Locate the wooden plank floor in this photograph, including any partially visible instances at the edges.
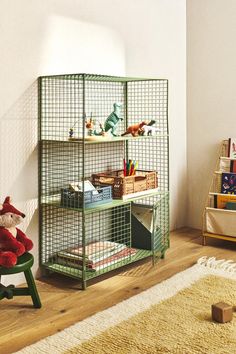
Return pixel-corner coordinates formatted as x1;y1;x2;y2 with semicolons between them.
1;227;236;354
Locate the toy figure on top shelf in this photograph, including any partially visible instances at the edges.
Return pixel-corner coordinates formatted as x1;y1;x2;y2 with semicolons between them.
85;116;109;140
104;103;123;137
85;116;95;136
68;103;124;140
139;120;161;136
122;119;161;137
68;113;108;140
68;119;80;140
85;116;106;137
122;121;147;137
69;128;74;139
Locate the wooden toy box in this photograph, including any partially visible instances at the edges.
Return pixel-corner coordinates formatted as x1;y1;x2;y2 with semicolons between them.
92;170;157;199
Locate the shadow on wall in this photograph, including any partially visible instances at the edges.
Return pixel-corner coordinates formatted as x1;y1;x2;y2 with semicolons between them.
0;9;126;286
0;80;39;283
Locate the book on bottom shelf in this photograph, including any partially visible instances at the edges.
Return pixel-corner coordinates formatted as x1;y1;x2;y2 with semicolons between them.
56;258;96;272
214;194;236;209
56;241;137;271
58;241;127;263
90;247;137;271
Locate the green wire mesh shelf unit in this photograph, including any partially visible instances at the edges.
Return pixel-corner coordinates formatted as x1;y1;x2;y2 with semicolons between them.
39;73;169;289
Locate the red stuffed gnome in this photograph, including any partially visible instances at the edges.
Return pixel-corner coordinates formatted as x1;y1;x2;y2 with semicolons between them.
0;197;33;268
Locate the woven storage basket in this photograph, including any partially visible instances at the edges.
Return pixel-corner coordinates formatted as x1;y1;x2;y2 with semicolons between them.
92;170;157;199
61;186;112;208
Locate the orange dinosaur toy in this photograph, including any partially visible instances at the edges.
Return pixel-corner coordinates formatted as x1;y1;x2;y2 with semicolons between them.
121;121;147;137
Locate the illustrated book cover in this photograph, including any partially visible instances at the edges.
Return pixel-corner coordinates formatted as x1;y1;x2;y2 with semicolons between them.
228;138;236;159
230;160;236;173
221;172;236;194
214;194;236;208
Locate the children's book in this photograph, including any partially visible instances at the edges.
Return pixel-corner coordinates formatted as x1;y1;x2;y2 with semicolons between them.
92;248;137;271
214;194;236;208
221;172;236;194
225;202;236;210
57;242;127;264
69;180;98;193
220;159;236;173
230;160;236;173
228;138;236;159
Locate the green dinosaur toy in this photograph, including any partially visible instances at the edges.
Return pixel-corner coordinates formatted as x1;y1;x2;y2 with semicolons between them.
104;103;123;136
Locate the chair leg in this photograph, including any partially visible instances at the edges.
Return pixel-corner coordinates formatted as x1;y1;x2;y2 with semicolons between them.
24;268;42;308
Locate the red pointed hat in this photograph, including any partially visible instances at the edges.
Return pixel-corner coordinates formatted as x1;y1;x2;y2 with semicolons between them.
0;197;25;217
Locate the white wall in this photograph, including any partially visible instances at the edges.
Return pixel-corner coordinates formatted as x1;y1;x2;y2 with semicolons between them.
69;0;187;229
187;0;236;228
0;0;186;285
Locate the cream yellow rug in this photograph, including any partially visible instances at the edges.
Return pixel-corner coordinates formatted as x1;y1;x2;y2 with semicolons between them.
16;257;236;354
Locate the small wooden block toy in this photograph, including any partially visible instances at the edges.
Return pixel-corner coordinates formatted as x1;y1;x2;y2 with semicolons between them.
212;302;233;323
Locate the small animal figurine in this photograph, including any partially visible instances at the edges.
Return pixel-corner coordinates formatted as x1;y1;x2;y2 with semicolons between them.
97;123;107;136
104;103;123;137
138;120;161;136
122;121;147;137
0;197;33;268
143;126;161;135
69;128;74;138
85;117;95;136
86;118;108;137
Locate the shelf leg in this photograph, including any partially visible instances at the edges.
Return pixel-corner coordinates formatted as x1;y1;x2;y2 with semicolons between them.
202;236;207;246
152;254;156;266
161;251;165;259
81;280;87;291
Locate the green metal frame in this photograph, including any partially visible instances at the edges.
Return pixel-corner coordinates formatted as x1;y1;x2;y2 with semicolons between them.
38;73;169;289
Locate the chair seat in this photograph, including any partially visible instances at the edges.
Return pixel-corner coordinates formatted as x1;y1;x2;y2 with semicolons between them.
0;253;34;275
0;252;41;308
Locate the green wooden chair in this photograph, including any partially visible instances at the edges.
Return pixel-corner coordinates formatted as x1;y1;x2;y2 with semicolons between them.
0;253;41;308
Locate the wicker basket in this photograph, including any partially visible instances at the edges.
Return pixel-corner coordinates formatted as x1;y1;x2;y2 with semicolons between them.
92;170;157;199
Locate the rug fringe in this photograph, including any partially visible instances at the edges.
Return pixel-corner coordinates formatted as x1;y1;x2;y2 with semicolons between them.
197;256;236;273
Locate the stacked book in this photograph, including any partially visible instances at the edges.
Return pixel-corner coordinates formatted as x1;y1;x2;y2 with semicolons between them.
212;173;236;210
213;138;236;210
56;241;137;272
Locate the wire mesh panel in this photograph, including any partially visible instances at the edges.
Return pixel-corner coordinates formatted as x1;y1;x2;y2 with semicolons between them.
40;75;84;141
127;79;168;193
39;74;169;289
127;80;168;131
154;192;169;255
41;204;132;280
40;140;124;204
85;79;126;137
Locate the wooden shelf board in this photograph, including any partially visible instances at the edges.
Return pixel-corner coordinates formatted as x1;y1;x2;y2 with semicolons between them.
41;134;169;145
205;206;236;214
220;156;236;161
42;198;130;213
42;190;166;213
203;232;236;242
209;192;236;196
